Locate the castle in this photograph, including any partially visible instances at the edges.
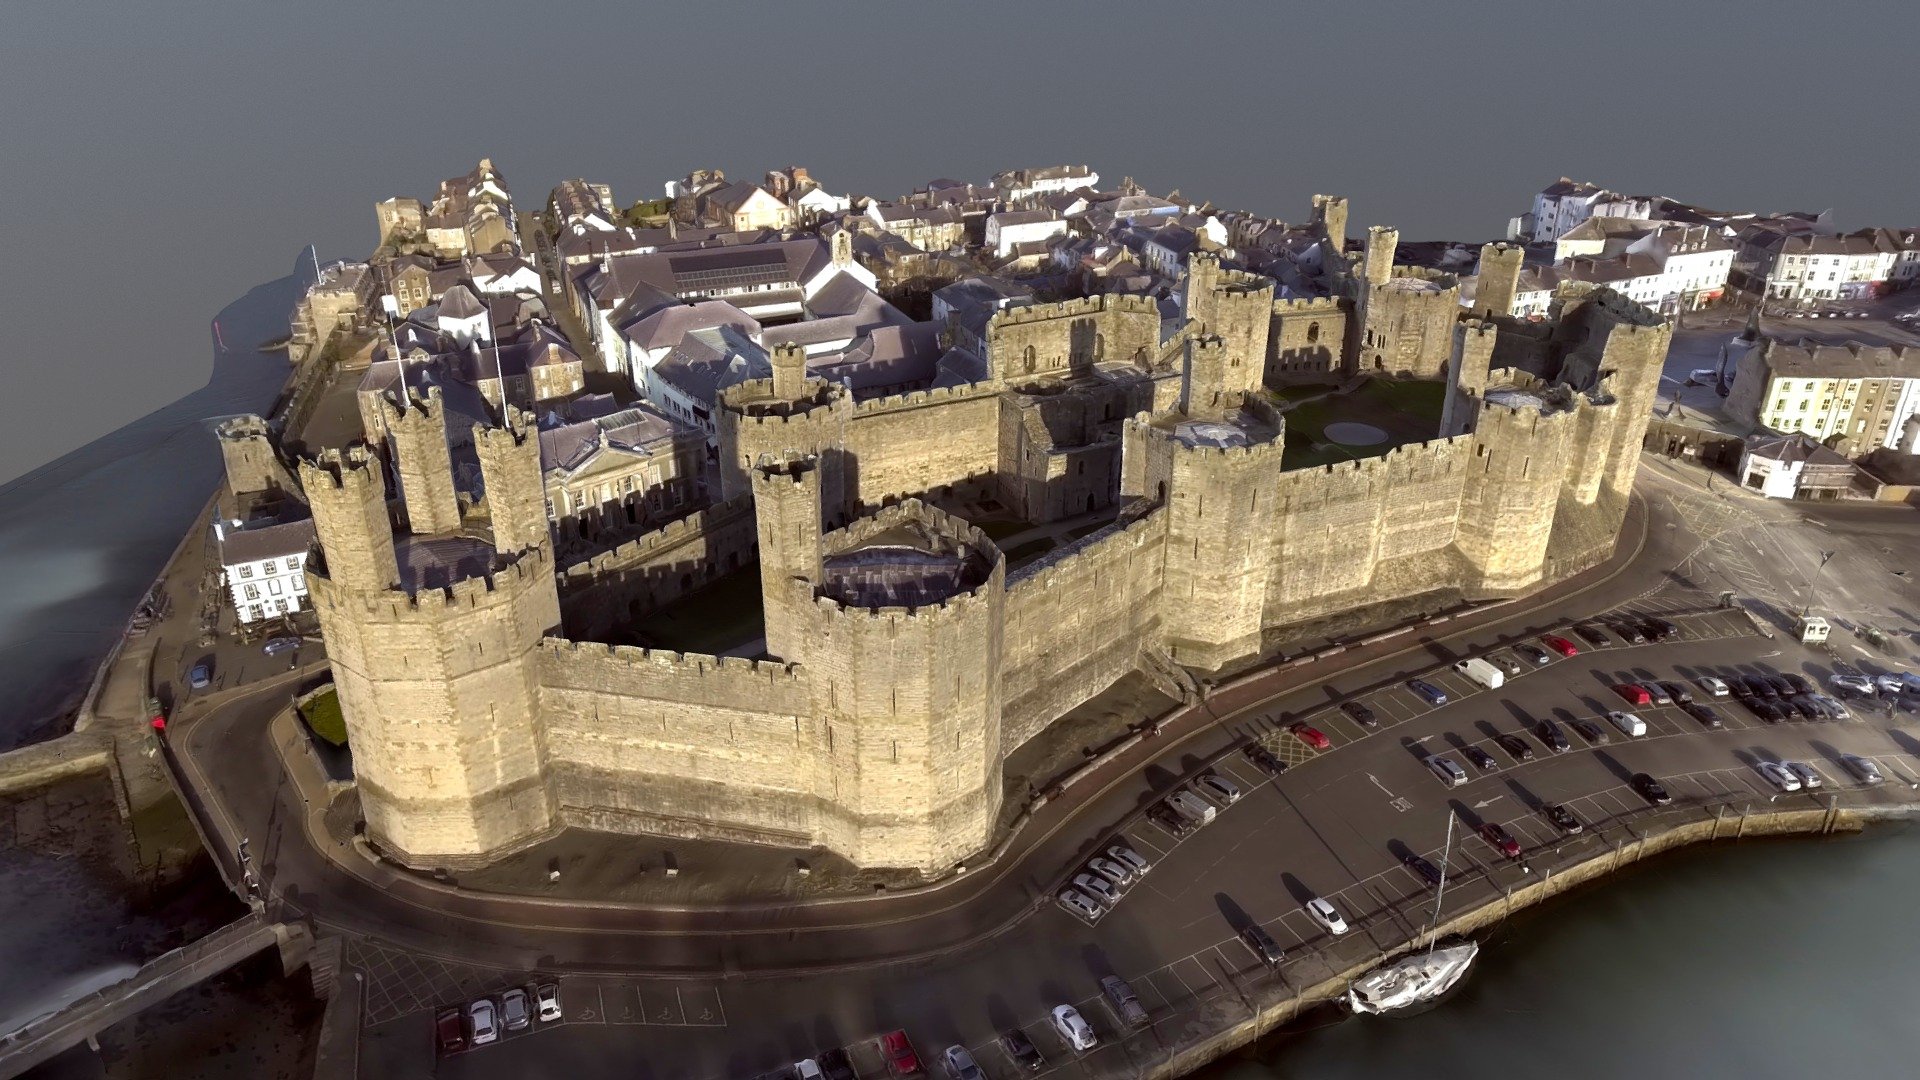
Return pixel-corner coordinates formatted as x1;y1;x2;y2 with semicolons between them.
293;204;1672;874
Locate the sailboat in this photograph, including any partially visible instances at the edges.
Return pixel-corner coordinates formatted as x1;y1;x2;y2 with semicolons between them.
1345;815;1480;1016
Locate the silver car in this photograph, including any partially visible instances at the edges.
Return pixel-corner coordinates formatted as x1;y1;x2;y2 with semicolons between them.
500;987;531;1031
1840;754;1884;784
941;1046;984;1080
1073;872;1120;906
1785;761;1824;790
1087;856;1134;888
1106;842;1151;876
1195;772;1242;807
1057;888;1104;921
1427;755;1468;787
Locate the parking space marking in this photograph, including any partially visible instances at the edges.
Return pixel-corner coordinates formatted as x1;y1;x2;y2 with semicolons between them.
563;978;604;1025
680;986;726;1026
1131;972;1175;1012
604;984;643;1025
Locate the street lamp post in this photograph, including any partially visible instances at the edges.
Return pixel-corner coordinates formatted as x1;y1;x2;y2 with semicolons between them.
1799;550;1837;619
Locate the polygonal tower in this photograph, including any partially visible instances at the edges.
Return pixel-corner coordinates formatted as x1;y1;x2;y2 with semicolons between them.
1454;382;1578;592
1182;252;1274;381
751;455;823;663
385;386;461;535
301;412;560;869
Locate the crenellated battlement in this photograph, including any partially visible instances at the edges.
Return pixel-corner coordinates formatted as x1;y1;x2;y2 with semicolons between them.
1272;295;1345;315
719;377;852;422
1008;503;1165;590
808;573;998;622
1278;432;1473;481
561;495;754;582
820;498;1000;560
849;379;999;417
537;637;804;682
987;293;1157;332
300;444;382;490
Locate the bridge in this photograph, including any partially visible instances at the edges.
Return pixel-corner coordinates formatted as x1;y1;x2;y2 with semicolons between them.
0;913;309;1078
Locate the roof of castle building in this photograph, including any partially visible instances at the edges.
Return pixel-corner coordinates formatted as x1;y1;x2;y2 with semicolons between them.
538;404;686;476
218;517;316;566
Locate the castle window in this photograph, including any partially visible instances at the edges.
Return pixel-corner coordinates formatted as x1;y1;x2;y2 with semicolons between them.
1307;321;1320;344
1024;345;1036;374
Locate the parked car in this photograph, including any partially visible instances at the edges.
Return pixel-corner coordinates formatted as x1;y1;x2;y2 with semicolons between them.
1304;896;1350;935
798;1059;826;1080
1654;680;1693;704
1516;643;1552;666
942;1046;984;1080
1785;696;1820;721
1609;621;1647;645
1167;788;1218;826
1050;1005;1098;1052
1493;655;1525;676
436;1007;467;1055
1782;673;1813;696
1749;699;1787;723
882;1030;925;1077
534;982;562;1023
1543;635;1580;658
1088;856;1135;889
1464;746;1498;772
1630;773;1671;805
1479;822;1522;859
1427;755;1468;786
1147;803;1193;836
1057;889;1104;921
1073;872;1120;906
1642;616;1681;641
1873;673;1908;696
1195;772;1242;807
1339;700;1379;727
1681;702;1724;729
1765;675;1798;698
1741;675;1778;699
1543;803;1583;834
1570;717;1609;744
1402;852;1445;887
1494;733;1534;762
1574;625;1611;647
1106;842;1151;877
1607;710;1647;737
821;1050;859;1080
1785;761;1824;790
1536;719;1571;753
501;987;531;1031
1243;742;1287;776
1101;975;1151;1027
1755;761;1802;793
1696;676;1731;698
188;663;212;690
999;1030;1044;1072
1240;923;1285;965
1612;683;1653;707
1809;695;1850;721
1407;678;1449;706
1637;682;1672;706
1840;754;1884;784
1830;673;1878;696
468;998;500;1047
262;636;301;656
1290;722;1332;751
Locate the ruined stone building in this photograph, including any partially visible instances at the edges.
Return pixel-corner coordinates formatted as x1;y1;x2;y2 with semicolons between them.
289;202;1671;875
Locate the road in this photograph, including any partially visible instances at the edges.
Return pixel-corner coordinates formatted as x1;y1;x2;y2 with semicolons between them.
158;459;1920;1079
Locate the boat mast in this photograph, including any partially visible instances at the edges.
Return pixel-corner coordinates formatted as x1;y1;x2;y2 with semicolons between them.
1426;814;1455;956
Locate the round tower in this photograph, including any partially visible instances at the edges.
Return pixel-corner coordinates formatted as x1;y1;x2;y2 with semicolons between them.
1455;386;1577;592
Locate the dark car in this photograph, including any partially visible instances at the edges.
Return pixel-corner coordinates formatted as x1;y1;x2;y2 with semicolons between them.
1655;680;1695;705
1630;772;1672;805
821;1049;860;1080
1479;822;1523;859
1241;923;1285;965
1403;852;1445;887
1610;621;1647;645
1407;678;1449;706
999;1031;1044;1073
1642;616;1681;641
1543;804;1583;834
1494;734;1534;762
1781;673;1813;696
1765;675;1798;698
1741;675;1778;700
1570;717;1609;744
1464;746;1499;772
1536;719;1571;753
881;1030;924;1078
1750;699;1786;723
1515;643;1552;666
1681;702;1724;729
1785;696;1820;721
435;1007;467;1055
1574;624;1612;647
1642;682;1674;706
1243;742;1287;776
1147;804;1193;836
1339;700;1379;728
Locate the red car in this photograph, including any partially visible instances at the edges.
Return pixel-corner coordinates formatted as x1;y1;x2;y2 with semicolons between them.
1290;722;1332;751
1542;634;1579;658
1479;822;1522;859
435;1007;466;1056
1612;683;1652;706
881;1030;924;1078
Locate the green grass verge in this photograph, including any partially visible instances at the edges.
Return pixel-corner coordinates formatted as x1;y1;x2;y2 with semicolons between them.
299;688;348;747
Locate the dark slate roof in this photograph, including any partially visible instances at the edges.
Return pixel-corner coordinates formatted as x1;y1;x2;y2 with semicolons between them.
219;517;316;565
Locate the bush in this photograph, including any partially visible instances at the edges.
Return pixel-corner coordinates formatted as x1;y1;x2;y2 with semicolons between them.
300;689;348;747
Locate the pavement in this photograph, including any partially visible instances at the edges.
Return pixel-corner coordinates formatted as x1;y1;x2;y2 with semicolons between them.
150;457;1920;1079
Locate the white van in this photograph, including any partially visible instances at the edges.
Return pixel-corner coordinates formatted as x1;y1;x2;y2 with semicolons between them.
1166;788;1218;826
1606;710;1647;737
1452;657;1505;690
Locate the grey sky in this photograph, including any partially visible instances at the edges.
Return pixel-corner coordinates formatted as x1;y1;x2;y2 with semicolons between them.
0;0;1910;485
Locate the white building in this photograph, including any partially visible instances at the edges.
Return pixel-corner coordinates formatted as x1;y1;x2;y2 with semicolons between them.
992;165;1099;203
1527;179;1658;243
1737;433;1858;500
1726;339;1920;450
1733;228;1903;303
215;518;315;625
984;209;1067;257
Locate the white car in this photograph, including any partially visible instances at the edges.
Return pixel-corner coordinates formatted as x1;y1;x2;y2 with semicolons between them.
1073;872;1120;906
1195;772;1242;807
940;1047;984;1080
1696;676;1731;698
1107;843;1151;876
1841;754;1884;784
1607;711;1647;738
1057;888;1104;921
535;982;562;1023
1427;755;1468;787
1809;695;1851;721
1874;673;1908;696
1832;674;1877;696
1755;761;1802;792
796;1061;825;1080
1785;761;1824;790
1087;856;1134;888
468;998;499;1046
1304;896;1349;935
1051;1004;1098;1052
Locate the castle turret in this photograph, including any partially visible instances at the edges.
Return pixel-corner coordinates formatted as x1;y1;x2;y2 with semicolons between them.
751;456;823;662
1441;319;1499;437
386;386;462;535
1363;226;1398;286
1456;385;1577;592
1181;252;1273;385
1473;242;1526;319
770;341;808;403
216;414;300;505
475;406;549;557
300;446;398;592
1312;194;1348;255
1180;335;1255;421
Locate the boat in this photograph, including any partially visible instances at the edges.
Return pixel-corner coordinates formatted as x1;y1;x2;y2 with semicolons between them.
1344;940;1479;1015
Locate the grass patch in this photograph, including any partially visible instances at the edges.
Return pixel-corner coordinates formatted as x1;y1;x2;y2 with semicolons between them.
1272;382;1340;403
299;688;348;747
1358;378;1448;422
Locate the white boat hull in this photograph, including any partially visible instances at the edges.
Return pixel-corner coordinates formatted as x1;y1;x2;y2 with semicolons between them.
1344;942;1479;1015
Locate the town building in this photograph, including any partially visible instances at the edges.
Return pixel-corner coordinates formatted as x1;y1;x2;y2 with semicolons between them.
1726;338;1920;450
1737;432;1859;499
214;518;316;626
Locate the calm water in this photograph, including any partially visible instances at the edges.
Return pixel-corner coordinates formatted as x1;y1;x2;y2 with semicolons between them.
1213;825;1920;1079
